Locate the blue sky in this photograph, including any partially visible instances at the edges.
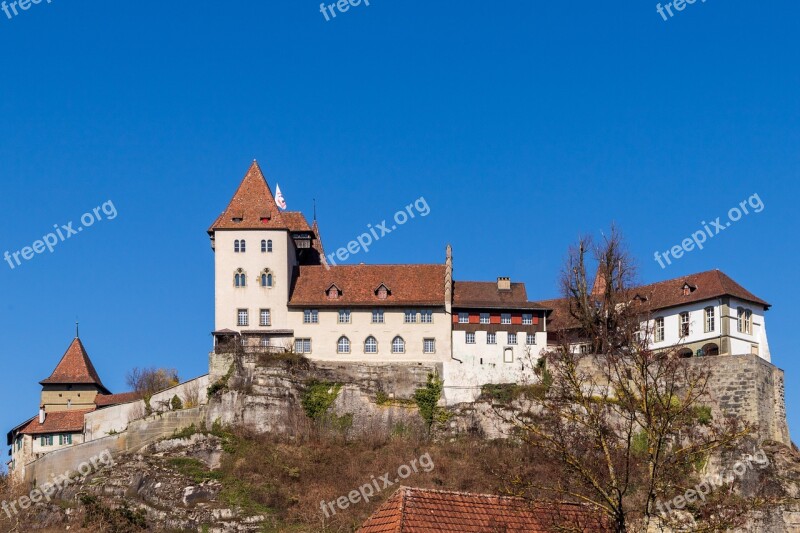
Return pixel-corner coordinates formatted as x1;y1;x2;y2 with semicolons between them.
1;0;798;451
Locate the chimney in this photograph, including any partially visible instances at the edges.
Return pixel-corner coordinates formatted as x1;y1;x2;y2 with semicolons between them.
445;245;453;314
39;406;45;424
497;277;511;291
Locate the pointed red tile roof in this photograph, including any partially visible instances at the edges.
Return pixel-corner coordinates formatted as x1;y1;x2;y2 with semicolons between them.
358;487;609;532
39;338;110;393
208;161;289;232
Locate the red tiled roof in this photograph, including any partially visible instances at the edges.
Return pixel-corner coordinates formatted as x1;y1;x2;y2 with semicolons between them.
17;409;93;435
289;265;446;307
358;487;609;532
94;391;143;407
283;211;312;232
453;281;544;309
544;269;769;333
39;338;109;393
208;161;289;232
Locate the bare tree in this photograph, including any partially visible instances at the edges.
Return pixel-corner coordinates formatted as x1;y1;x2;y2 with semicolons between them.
500;227;757;532
126;367;180;397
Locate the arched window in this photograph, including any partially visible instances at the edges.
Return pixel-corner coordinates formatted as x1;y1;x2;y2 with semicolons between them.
337;336;350;354
392;336;405;354
261;240;267;253
234;240;241;253
234;268;246;287
240;240;246;252
260;270;274;288
364;336;378;354
267;239;273;252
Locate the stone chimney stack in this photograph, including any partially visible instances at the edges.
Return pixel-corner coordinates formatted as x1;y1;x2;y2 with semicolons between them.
497;276;511;291
445;244;453;314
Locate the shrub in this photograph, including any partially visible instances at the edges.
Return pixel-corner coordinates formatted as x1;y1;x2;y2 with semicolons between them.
301;381;341;420
414;374;448;429
171;394;183;410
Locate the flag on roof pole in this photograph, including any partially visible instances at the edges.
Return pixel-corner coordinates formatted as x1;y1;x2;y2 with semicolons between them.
275;184;287;210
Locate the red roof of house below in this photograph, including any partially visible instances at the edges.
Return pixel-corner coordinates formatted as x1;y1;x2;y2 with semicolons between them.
16;409;94;436
39;338;109;393
358;487;608;533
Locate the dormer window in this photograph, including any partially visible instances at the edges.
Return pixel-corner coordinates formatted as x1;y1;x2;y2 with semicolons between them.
327;284;342;300
682;283;696;296
375;284;390;300
232;217;243;223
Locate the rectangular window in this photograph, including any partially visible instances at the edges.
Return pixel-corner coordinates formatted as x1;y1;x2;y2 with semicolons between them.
294;338;312;354
486;332;497;344
303;309;319;324
522;313;533;325
738;308;753;334
16;438;21;451
40;435;53;447
479;313;490;324
679;312;690;337
458;312;469;324
507;332;517;345
704;307;715;333
237;309;249;327
466;332;476;344
58;434;72;445
526;333;536;345
420;310;433;323
372;309;384;324
339;309;351;324
655;317;665;342
260;309;271;327
501;313;511;325
423;338;436;354
405;310;418;324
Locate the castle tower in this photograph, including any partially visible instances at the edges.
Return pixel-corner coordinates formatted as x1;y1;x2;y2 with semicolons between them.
208;161;321;349
39;336;110;413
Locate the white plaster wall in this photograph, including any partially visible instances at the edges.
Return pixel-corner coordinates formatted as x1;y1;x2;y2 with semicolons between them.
214;229;296;332
727;297;769;360
444;330;547;404
287;308;451;363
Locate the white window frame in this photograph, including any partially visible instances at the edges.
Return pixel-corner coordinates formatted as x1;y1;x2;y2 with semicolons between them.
526;333;536;345
237;309;249;327
420;310;433;323
392;336;405;354
372;309;384;324
507;332;517;345
365;336;378;354
704;307;715;333
522;313;533;325
458;312;469;324
295;338;312;354
466;332;476;344
303;309;319;324
423;338;436;354
486;332;497;344
260;309;271;327
679;312;690;337
501;313;511;325
479;313;490;325
654;317;665;342
338;309;351;324
404;310;418;324
337;336;350;354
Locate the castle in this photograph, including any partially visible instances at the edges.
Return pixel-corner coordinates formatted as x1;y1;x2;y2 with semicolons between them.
6;161;779;478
